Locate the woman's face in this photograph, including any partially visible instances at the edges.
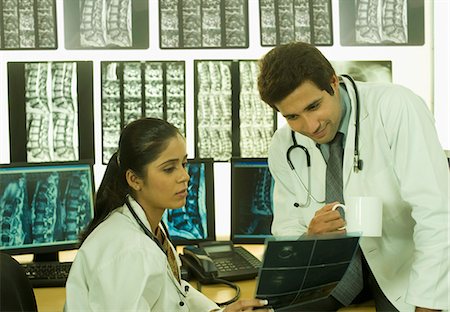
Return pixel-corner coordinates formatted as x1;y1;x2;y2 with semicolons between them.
134;134;190;213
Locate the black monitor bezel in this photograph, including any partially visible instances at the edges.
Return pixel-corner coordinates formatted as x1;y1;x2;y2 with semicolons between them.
231;157;274;244
164;158;216;246
0;160;95;260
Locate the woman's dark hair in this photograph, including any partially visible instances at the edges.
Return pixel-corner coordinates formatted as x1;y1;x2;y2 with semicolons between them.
80;118;181;244
258;42;336;109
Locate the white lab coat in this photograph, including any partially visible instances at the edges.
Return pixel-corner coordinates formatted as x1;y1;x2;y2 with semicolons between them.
65;197;220;312
268;78;449;311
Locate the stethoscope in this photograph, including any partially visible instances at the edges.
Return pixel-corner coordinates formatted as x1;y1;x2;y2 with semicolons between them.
125;195;189;307
286;75;364;208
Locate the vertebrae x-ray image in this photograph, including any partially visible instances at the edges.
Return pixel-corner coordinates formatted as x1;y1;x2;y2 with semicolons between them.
160;0;248;48
64;0;149;49
331;60;392;83
260;0;332;46
195;60;276;161
339;0;425;45
196;61;233;161
162;163;209;242
8;61;94;164
101;61;186;164
1;0;57;49
23;62;79;162
232;163;274;241
239;61;276;158
0;166;93;248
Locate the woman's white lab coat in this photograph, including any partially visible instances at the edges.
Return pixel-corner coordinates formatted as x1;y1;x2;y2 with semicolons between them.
268;78;449;311
65;197;220;312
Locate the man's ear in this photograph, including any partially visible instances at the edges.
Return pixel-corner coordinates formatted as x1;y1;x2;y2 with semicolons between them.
328;74;339;96
125;169;143;192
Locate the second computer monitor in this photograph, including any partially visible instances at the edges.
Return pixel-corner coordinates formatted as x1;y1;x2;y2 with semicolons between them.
0;162;95;262
162;158;216;245
231;158;274;244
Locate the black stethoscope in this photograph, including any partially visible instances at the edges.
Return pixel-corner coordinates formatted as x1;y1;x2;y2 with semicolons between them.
125;195;190;307
125;195;168;255
286;75;364;208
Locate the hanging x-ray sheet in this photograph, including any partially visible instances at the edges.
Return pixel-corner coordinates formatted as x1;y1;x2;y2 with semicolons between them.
101;61;186;164
0;0;57;49
159;0;248;48
339;0;424;45
195;60;276;161
64;0;149;49
195;61;233;161
260;0;333;46
7;62;94;163
238;61;276;158
331;60;392;83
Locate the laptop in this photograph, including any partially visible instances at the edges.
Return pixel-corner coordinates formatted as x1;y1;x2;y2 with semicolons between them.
255;234;360;311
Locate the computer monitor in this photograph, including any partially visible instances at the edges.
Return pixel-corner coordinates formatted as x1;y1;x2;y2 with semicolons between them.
231;158;274;244
0;162;95;262
162;158;215;245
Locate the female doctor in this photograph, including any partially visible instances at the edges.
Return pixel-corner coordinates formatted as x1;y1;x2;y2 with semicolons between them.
65;118;271;312
257;42;449;311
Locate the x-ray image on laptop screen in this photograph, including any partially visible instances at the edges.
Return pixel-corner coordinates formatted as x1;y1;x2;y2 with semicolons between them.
256;235;360;311
162;159;215;245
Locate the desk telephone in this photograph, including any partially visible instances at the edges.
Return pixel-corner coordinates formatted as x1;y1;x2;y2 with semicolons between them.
180;241;261;284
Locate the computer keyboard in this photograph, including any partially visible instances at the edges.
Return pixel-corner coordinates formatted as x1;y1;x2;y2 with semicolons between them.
21;261;72;287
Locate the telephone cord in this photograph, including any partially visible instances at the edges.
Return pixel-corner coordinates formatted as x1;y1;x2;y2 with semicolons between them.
197;278;241;306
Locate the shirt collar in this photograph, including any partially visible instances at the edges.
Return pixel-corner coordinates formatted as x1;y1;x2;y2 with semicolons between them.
338;85;352;143
317;85;352;161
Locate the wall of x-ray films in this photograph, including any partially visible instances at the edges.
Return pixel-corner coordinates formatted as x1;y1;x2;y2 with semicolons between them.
0;0;447;240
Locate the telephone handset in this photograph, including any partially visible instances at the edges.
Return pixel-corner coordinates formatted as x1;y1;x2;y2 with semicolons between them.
181;245;219;283
180;241;261;284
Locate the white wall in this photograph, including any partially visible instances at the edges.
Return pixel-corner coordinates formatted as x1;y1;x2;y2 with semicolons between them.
0;0;441;240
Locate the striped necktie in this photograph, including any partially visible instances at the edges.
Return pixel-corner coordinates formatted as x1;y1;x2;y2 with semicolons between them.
325;132;345;204
325;132;363;306
161;232;181;283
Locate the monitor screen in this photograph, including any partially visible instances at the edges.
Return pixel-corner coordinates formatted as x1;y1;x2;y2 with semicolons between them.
0;162;95;262
162;158;215;245
231;158;274;244
256;235;360;310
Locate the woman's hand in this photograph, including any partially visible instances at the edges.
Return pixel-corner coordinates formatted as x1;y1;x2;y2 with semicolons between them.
223;299;272;312
307;202;346;235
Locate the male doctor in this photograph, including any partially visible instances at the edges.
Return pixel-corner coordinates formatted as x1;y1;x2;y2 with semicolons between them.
257;42;449;311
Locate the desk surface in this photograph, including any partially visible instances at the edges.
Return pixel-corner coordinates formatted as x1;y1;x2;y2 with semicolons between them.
23;245;375;312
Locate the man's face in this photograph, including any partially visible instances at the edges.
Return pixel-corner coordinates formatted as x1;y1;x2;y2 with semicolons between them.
275;76;342;144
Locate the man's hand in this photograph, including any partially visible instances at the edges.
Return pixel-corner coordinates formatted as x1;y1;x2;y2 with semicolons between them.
307;202;346;235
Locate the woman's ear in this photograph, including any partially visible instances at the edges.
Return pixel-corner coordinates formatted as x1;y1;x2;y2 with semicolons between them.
125;169;142;192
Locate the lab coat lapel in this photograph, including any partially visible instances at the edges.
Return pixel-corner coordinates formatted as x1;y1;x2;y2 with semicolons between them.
343;81;369;189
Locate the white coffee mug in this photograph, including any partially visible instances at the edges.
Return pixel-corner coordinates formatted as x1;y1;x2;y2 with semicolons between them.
332;196;383;237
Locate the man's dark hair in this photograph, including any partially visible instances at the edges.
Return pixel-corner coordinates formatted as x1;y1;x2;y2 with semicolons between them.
258;42;336;109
